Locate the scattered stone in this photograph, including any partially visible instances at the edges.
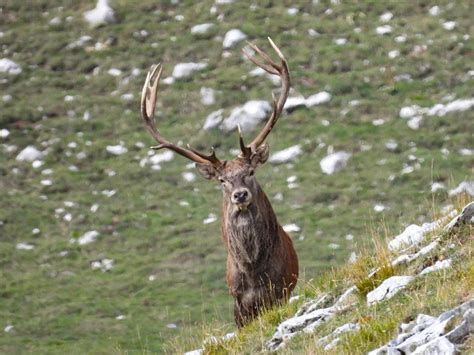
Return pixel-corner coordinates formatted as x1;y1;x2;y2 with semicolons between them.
444;202;474;231
172;62;207;79
66;35;93;49
442;21;456;31
0;58;22;75
407;116;423;130
16;146;43;162
83;0;115;28
320;151;351;175
200;87;215;106
319;323;360;350
367;276;414;305
4;325;14;333
375;25;392;35
448;181;474;197
106;144;128;155
249;67;281;85
0;128;10;139
268;145;302;164
431;182;445;193
380;12;393;22
385;140;398;151
91;258;113;272
220;100;271;133
78;230;100;245
184;349;203;355
419;259;452;275
203;109;224;130
223;29;247;48
16;243;34;251
374;204;386;213
305;91;331;107
283;224;301;233
412;336;455;355
334;38;347;45
429;5;441;16
284;96;306;111
191;23;215;35
267;305;341;350
203;213;217;224
182;172;196;182
369;299;473;354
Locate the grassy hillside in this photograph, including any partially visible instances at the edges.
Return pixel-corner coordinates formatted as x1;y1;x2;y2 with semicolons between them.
0;1;472;353
177;197;473;354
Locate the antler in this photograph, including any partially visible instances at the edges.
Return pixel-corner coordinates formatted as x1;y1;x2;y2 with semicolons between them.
140;63;221;166
240;37;290;158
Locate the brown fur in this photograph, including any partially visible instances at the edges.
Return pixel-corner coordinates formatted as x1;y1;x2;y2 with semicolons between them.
200;158;299;327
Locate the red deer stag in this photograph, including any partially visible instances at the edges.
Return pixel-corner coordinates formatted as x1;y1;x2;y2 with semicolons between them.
140;38;298;327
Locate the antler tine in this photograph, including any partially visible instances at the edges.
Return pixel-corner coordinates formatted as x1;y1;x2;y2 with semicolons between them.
187;145;221;166
140;64;221;166
237;124;252;159
241;38;290;154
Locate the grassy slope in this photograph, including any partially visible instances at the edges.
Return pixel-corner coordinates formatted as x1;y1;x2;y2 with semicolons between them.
0;1;472;353
189;196;473;354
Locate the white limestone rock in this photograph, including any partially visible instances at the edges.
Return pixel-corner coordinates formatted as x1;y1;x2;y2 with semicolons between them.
267;306;337;350
284;96;306;111
16;243;35;251
412;336;455;355
83;0;115;28
375;25;393;35
448;181;474;197
399;105;421;119
91;258;114;272
419;259;452;276
16;146;43;162
268;145;302;164
320;151;351;175
203;109;224;130
249;67;281;85
283;224;301;233
388;224;424;251
203;213;217;224
184;350;203;355
305;91;331;107
191;23;215;35
200;87;215;106
427;98;474;117
220;100;271;132
106;144;128;155
0;58;22;75
367;276;414;305
223;29;247;49
172;62;207;79
78;230;100;245
0;129;10;139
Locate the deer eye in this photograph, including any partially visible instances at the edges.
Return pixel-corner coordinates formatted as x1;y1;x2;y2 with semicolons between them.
218;177;225;183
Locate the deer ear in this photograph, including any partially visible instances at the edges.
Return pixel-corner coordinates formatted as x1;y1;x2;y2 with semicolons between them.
250;144;269;167
196;163;218;180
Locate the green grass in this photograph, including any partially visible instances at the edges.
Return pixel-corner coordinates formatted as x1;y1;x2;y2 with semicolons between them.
175;197;472;354
0;1;473;353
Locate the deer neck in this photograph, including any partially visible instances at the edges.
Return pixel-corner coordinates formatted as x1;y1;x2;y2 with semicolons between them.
223;184;279;273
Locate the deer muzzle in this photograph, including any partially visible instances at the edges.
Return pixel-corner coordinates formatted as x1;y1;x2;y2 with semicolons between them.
231;188;252;210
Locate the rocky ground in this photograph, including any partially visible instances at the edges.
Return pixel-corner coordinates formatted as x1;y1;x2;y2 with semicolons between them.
1;1;472;353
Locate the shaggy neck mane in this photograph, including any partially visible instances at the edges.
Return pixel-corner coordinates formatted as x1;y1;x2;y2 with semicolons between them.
223;184;279;273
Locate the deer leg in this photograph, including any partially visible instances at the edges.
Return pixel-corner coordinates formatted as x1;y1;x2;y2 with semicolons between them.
234;300;246;328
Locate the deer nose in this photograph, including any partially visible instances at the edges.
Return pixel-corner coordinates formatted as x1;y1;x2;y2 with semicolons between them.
233;189;249;203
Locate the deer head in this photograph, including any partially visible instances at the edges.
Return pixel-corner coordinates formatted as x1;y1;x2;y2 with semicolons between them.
140;38;290;212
